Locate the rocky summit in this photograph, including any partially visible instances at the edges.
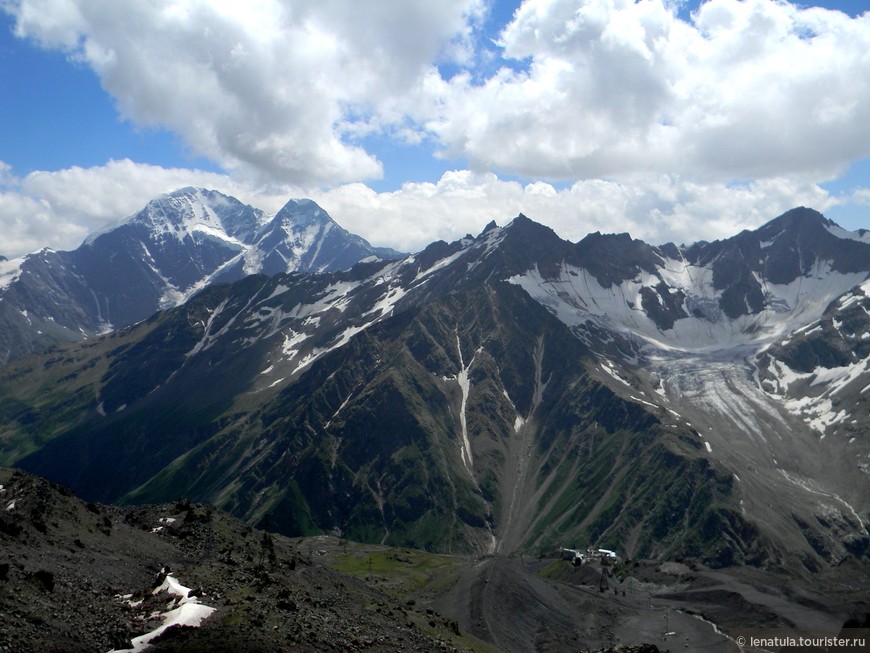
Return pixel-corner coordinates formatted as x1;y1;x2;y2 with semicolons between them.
0;188;402;364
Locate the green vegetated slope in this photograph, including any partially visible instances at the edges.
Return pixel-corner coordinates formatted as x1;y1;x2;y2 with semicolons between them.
2;276;758;568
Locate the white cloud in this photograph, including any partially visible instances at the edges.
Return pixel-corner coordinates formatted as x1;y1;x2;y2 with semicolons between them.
850;187;870;206
1;2;867;258
313;169;839;252
8;0;870;187
424;0;870;181
4;0;870;184
4;0;485;185
0;160;840;259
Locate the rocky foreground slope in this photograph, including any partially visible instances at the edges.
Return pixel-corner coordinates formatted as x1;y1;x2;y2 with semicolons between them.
4;468;867;653
0;467;475;652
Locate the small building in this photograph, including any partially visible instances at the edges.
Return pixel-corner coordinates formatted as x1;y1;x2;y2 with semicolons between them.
596;548;618;560
585;546;618;561
560;548;584;563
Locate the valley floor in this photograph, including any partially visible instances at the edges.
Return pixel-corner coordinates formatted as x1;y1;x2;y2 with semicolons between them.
308;535;869;653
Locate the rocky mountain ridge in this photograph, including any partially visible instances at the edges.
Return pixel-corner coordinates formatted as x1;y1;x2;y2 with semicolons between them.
0;187;402;364
2;206;868;576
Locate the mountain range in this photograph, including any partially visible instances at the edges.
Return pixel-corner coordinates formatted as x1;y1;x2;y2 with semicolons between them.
0;187;402;364
1;192;868;586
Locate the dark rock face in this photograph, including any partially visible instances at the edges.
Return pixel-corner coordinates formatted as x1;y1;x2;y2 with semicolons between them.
640;282;688;330
682;207;870;318
764;288;870;374
569;231;663;288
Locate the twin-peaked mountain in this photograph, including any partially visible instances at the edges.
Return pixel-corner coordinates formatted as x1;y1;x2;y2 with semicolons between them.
2;200;869;575
0;187;402;364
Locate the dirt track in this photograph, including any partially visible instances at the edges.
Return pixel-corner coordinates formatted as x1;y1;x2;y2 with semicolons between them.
432;556;741;652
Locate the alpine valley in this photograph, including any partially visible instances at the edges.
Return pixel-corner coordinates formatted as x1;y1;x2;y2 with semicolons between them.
2;189;870;651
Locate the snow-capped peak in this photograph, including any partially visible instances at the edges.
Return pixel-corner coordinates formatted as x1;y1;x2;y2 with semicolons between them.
0;188;404;364
273;198;330;227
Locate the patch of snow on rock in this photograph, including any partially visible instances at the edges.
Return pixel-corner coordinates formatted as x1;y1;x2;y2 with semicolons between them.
108;574;215;653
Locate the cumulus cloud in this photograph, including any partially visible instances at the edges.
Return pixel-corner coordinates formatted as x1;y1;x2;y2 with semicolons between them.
0;160;839;258
312;170;839;252
4;0;485;185
1;1;867;258
426;0;870;181
6;0;870;187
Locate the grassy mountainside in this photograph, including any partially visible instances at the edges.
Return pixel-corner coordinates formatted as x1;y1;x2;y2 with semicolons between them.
2;280;758;567
5;211;867;574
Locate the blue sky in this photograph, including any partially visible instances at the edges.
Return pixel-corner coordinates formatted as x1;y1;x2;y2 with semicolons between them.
0;11;217;173
2;0;870;256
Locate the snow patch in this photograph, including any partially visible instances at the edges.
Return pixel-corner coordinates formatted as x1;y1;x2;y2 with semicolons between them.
508;260;867;355
281;329;307;359
502;389;525;432
325;387;358;429
600;359;629;386
109;574;216;653
825;224;870;244
765;356;869;434
456;335;476;472
0;256;24;290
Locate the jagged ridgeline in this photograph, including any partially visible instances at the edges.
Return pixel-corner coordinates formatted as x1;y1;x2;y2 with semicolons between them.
0;188;403;364
1;198;869;573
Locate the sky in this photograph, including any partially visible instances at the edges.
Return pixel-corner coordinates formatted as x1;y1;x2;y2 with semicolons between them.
2;0;870;258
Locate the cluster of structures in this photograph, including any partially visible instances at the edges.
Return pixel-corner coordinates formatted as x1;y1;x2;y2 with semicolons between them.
560;547;618;566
